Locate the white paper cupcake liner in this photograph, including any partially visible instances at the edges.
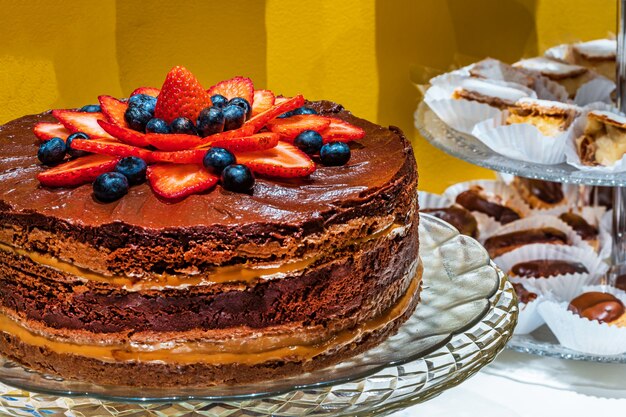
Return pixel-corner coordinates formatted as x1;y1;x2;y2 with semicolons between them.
544;43;572;62
495;243;606;301
418;191;452;210
472;114;572;164
515;295;545;335
573;77;616;106
533;76;570;102
428;68;472;87
599;209;613;261
482;214;595;253
538;285;626;355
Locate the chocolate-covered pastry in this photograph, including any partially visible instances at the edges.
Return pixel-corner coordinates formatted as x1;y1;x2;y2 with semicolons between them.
559;211;599;251
484;227;568;258
568;292;625;324
455;187;520;224
513;177;565;209
421;206;478;238
616;274;626;292
510;260;588;278
513;283;538;304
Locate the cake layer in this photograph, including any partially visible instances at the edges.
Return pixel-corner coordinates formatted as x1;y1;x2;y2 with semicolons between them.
0;101;417;278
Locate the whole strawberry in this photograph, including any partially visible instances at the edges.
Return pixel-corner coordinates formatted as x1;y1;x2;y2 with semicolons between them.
154;66;212;123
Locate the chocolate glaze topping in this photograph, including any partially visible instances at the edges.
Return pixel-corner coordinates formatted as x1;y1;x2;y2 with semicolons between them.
511;259;588;278
455;189;520;224
484;227;568;253
559;212;598;240
512;283;537;304
568;292;625;323
420;206;478;238
517;178;564;204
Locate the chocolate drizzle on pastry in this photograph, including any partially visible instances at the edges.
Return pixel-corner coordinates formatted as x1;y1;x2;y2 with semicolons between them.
455;188;520;224
516;178;564;205
483;227;568;258
568;292;625;323
512;283;538;304
421;206;478;238
559;212;598;241
510;260;588;278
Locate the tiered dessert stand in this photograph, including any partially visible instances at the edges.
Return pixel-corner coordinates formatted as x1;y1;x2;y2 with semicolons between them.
0;216;516;416
415;0;626;365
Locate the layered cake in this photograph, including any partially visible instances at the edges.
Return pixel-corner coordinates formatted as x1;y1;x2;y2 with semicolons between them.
0;68;420;386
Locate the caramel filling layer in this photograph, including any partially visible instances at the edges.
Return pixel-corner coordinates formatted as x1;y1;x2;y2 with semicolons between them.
0;261;421;366
0;222;409;290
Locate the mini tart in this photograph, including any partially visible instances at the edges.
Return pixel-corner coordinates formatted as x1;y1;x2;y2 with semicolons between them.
509;259;588;278
451;78;532;110
454;185;521;224
505;98;580;137
420;205;478;238
512;177;565;209
576;110;626;166
513;57;594;98
571;39;616;80
568;291;626;327
483;227;568;258
558;211;599;252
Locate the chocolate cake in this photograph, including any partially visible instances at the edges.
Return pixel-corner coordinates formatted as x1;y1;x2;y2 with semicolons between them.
0;90;419;386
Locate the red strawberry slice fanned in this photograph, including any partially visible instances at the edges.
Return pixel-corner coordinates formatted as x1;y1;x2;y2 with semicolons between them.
99;95;129;128
320;118;365;143
52;110;115;140
207;76;254;105
98;120;150;147
267;115;331;140
154;66;212;123
247;95;305;132
146;132;206;151
208;132;279;153
237;142;315;178
37;154;120;187
131;87;160;98
34;122;71;141
151;149;207;165
147;163;218;201
251;90;275;116
71;139;153;161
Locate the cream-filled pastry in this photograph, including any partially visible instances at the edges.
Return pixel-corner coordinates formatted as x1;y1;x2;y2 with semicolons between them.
576;110;626;166
506;98;581;137
451;78;533;110
514;57;595;98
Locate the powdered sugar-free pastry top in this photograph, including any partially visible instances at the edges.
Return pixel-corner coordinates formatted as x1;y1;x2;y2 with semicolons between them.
573;39;616;61
452;78;534;109
505;97;581;137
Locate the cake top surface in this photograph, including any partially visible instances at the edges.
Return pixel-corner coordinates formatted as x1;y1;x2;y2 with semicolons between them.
0;102;409;229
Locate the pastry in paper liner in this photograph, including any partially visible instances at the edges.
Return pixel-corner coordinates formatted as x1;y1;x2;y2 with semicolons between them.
494;243;606;301
538;286;626;355
515;296;545;335
573;77;616;106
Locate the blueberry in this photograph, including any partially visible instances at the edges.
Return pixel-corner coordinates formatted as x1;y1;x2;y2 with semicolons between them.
293;106;317;115
203;147;236;175
124;106;153;132
320;142;351;166
37;137;67;166
170;117;198;135
222;105;246;131
80;104;101;113
197;107;225;137
221;164;255;193
277;110;294;119
294;130;323;155
145;118;171;134
93;172;129;202
115;156;147;185
228;97;252;120
210;94;228;109
66;132;90;158
128;94;157;114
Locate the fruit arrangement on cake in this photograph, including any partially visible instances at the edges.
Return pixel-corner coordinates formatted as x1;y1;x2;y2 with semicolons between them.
0;66;420;386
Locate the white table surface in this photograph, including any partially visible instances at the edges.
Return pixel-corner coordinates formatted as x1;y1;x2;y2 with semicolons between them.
391;350;626;416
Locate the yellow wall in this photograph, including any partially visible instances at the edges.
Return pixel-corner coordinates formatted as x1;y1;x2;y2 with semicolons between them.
0;0;615;192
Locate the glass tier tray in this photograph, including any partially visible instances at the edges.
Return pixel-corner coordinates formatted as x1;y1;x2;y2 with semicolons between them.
0;214;517;417
415;102;626;186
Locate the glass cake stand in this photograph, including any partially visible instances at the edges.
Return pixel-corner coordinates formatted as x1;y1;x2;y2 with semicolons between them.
0;214;517;417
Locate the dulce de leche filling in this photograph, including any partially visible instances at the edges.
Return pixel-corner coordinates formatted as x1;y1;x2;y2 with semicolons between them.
0;261;421;366
0;222;409;290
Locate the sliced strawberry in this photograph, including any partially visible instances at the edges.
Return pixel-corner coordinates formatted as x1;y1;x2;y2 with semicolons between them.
237;142;315;178
151;149;207;165
266;115;330;140
37;154;120;187
147;163;218;200
71;139;153;161
98;120;150;147
34;122;71;141
98;95;129;127
246;95;305;132
320;118;365;142
208;132;279;153
207;76;254;104
52;110;115;139
251;90;275;116
131;87;160;98
154;66;212;123
146;132;205;151
274;96;290;105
